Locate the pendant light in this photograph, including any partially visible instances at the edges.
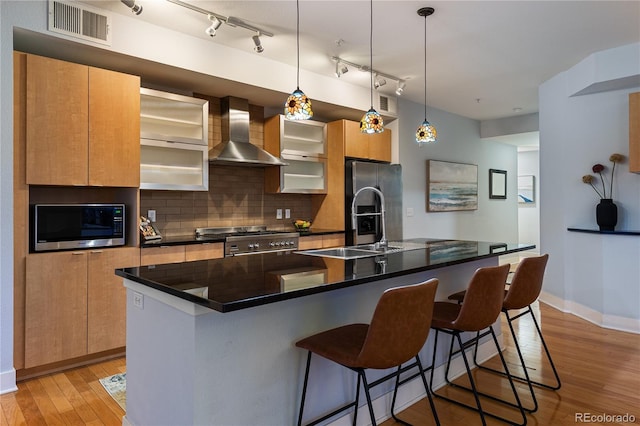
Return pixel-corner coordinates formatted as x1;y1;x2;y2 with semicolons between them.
285;0;312;120
416;7;437;145
360;0;384;134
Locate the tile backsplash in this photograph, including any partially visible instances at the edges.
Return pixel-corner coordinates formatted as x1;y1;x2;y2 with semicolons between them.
141;165;313;237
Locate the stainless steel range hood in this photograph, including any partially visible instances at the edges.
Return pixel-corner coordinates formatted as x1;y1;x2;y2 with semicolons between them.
209;96;287;167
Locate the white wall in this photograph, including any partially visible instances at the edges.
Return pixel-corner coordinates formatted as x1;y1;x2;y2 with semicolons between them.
399;98;519;243
539;42;640;332
518;150;540;249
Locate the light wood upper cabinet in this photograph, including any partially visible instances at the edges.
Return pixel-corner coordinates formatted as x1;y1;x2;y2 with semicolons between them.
343;119;391;163
25;54;140;187
89;67;141;186
87;247;140;354
26;54;89;185
630;92;639;173
25;251;88;368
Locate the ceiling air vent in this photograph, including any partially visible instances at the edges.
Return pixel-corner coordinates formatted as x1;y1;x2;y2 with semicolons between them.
48;0;112;46
375;94;398;117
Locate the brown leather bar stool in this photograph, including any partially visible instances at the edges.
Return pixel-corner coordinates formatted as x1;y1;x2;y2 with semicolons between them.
429;264;527;426
448;254;560;414
295;279;440;426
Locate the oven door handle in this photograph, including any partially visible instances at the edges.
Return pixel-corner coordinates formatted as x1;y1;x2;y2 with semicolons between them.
226;248;297;257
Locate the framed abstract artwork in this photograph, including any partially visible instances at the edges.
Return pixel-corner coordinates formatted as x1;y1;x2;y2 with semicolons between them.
427;160;478;211
518;175;535;204
489;169;507;199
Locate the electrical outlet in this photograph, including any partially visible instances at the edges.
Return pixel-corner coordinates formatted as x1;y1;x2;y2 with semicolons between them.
285;209;291;219
133;292;144;309
147;210;156;222
406;207;414;217
276;208;283;219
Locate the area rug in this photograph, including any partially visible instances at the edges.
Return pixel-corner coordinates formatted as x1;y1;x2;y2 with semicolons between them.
99;373;126;411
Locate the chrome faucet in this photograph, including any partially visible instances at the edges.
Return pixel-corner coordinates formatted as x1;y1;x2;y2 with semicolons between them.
351;186;387;248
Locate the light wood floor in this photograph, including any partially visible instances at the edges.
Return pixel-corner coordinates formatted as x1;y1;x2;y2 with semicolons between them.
2;302;639;425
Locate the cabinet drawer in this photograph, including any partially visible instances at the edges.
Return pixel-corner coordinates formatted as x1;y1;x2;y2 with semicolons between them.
322;234;345;248
298;235;323;250
140;245;186;266
185;243;224;261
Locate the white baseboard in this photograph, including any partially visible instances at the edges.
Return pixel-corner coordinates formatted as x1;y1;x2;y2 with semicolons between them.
0;368;18;395
328;336;501;426
539;291;640;334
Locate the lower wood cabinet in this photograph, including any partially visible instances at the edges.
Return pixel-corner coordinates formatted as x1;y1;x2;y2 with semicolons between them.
25;251;88;368
24;246;139;368
298;233;345;250
87;247;140;354
140;242;224;266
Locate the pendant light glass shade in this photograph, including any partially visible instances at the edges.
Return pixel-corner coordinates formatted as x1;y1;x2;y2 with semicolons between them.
285;88;313;120
416;119;437;144
361;108;384;134
416;7;436;144
285;0;312;120
361;0;384;134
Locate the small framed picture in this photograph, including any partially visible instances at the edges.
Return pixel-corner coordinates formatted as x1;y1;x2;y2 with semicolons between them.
518;175;535;204
489;169;507;199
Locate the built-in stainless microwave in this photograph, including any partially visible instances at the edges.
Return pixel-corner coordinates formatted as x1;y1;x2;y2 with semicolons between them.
31;204;125;252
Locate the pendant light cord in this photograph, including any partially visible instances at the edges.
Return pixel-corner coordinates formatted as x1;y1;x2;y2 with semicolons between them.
369;0;374;108
296;0;300;90
423;13;427;119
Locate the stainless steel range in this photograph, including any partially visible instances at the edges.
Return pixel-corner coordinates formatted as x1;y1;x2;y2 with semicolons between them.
195;226;299;256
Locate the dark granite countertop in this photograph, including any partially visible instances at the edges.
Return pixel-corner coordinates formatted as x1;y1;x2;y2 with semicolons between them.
140;229;344;248
118;238;534;313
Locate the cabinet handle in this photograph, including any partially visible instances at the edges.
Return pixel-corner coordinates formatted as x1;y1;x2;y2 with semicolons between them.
71;252;85;256
90;250;104;254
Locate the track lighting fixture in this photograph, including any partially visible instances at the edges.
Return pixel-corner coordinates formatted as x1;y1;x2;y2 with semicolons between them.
120;0;142;15
335;62;349;78
205;14;222;37
374;76;387;89
166;0;274;52
252;34;264;53
332;56;404;96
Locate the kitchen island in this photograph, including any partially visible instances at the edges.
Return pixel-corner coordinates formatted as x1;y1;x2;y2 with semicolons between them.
116;239;533;426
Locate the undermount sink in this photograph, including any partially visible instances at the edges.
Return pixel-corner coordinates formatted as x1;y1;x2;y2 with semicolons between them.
297;244;406;260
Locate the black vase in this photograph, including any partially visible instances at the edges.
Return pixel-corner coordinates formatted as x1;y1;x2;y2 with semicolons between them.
596;198;617;231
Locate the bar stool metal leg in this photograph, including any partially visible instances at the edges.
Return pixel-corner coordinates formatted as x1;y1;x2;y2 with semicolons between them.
471;306;561;408
432;327;528;425
297;351;312;426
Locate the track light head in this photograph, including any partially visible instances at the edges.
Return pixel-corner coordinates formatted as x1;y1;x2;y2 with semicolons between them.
121;0;142;15
395;81;406;96
374;76;386;89
252;35;264;53
335;62;349;78
205;15;222;37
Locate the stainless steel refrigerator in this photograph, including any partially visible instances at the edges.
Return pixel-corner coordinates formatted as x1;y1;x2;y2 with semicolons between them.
345;160;403;246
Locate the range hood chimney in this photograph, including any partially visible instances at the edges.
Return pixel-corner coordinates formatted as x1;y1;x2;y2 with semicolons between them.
209;97;287;167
